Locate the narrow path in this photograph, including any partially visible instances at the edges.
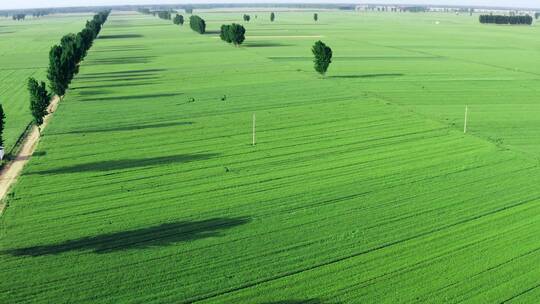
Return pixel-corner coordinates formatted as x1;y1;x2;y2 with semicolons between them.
0;95;61;215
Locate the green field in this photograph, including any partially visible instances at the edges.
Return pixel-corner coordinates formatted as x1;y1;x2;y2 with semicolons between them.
2;10;540;303
0;14;89;151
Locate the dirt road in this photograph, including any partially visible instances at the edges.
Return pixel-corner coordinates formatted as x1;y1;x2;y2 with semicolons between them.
0;96;61;215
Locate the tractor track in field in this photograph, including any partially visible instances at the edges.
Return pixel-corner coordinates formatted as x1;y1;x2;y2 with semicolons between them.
0;95;61;215
186;194;540;303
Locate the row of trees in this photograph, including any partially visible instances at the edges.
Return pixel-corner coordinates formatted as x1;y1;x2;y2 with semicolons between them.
220;24;246;45
0;104;4;150
32;11;49;18
190;15;206;34
0;11;109;155
479;15;533;25
173;14;184;25
137;8;151;14
12;14;26;21
155;11;172;20
47;10;110;97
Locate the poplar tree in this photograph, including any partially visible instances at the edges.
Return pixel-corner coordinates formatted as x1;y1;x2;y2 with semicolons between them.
0;104;5;148
312;40;332;76
270;12;275;22
28;78;51;131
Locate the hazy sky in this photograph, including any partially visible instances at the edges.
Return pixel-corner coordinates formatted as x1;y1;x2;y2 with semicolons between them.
2;1;539;10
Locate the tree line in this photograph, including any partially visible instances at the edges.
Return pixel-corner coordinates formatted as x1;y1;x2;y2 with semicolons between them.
220;24;246;45
12;14;26;21
47;10;110;97
22;10;110;137
155;11;172;20
190;15;206;34
479;15;533;25
173;14;184;25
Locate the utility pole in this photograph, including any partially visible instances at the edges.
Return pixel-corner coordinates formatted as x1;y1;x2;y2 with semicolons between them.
252;113;256;146
464;105;468;134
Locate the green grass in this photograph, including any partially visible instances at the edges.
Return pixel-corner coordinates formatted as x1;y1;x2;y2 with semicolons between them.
0;14;90;151
2;10;540;303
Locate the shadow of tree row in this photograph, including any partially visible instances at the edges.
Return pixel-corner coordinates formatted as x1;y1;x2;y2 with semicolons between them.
58;121;193;135
3;217;250;256
30;153;218;175
80;68;166;77
262;299;339;304
98;34;144;39
80;92;183;102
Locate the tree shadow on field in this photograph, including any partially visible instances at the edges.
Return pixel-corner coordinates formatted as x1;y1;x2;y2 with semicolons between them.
93;47;149;53
3;217;251;256
79;68;167;78
261;299;339;304
205;30;221;35
98;34;144;39
29;153;218;175
85;56;156;65
244;42;293;48
57;121;193;135
329;73;404;79
71;81;158;90
81;92;183;102
76;74;160;83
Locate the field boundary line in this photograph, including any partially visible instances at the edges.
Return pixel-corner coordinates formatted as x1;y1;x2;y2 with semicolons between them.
0;95;61;215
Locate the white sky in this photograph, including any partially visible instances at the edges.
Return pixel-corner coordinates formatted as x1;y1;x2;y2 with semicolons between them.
1;1;539;10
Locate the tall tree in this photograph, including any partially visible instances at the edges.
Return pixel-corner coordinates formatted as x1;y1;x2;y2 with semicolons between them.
173;14;184;25
270;12;275;22
220;24;232;43
312;40;332;76
0;104;5;148
243;14;250;22
47;45;69;96
314;13;318;22
229;23;246;46
189;15;206;34
28;78;51;131
46;10;109;96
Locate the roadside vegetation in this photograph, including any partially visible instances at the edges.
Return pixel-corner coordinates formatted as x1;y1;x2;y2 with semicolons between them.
479;14;533;25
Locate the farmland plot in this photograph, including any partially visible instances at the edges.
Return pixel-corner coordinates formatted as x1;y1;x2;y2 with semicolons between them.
2;10;540;304
0;14;90;151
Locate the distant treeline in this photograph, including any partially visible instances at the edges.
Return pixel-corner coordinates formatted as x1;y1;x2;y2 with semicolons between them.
154;11;172;20
47;10;110;96
32;11;49;17
189;15;206;34
479;14;533;25
12;14;26;21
